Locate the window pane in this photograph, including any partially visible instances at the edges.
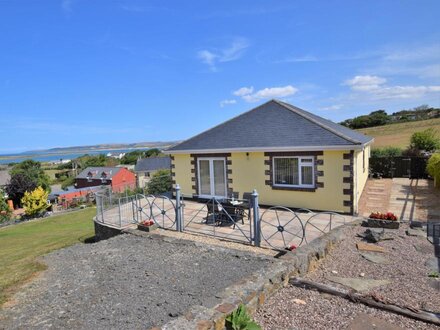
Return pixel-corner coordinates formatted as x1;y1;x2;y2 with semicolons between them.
213;160;226;196
301;165;313;185
274;158;298;185
199;160;211;195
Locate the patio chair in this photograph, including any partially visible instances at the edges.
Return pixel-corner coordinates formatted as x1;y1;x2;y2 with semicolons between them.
242;192;254;218
205;198;222;225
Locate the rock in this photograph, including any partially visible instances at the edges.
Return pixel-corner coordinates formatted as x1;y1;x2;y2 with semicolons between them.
331;270;338;274
359;273;365;277
360;252;390;264
347;312;401;330
425;257;440;272
327;276;391;292
413;243;434;255
406;228;426;238
366;219;400;229
358;229;384;243
293;298;306;305
356;242;386;253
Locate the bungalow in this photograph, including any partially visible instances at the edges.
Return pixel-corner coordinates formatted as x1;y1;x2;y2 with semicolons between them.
75;167;136;193
135;156;171;188
165;100;373;215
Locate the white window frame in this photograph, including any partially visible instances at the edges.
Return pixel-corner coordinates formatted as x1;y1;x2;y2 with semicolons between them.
197;157;227;198
272;156;315;188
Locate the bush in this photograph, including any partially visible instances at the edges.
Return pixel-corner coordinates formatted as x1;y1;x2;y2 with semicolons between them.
21;186;49;217
0;192;11;223
410;128;440;152
146;169;172;195
427;153;440;187
371;147;402;158
225;304;261;330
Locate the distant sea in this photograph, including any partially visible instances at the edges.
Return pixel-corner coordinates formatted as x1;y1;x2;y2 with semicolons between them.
0;148;150;165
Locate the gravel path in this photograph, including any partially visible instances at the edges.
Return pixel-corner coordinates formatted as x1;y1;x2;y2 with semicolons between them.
0;233;275;329
255;223;440;329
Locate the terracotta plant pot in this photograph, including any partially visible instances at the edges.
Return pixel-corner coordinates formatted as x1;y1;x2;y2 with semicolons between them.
367;218;400;229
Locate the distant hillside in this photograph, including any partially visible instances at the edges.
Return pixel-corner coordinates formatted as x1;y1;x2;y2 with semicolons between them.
25;141;179;155
357;118;440;149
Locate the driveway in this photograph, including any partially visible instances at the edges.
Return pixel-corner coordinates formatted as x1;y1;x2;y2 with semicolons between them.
0;233;275;329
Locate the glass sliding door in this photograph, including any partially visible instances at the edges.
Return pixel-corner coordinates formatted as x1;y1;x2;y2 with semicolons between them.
197;158;227;197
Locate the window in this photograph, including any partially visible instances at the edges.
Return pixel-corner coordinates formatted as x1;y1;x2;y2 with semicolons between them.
273;157;314;188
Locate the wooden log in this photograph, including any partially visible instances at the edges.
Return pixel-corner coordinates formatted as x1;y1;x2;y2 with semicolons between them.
289;277;440;326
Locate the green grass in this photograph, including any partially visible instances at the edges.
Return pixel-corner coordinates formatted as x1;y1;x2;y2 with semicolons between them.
0;208;96;306
357;118;440;149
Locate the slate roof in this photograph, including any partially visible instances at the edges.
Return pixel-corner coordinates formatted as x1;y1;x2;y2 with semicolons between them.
135;156;171;172
76;167;122;180
0;170;10;186
166;100;373;152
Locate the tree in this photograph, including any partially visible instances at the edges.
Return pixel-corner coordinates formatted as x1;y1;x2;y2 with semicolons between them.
120;151;145;165
409;128;440;152
146;169;172;195
427;153;440;188
0;191;11;222
21;186;49;216
5;173;38;207
10;160;51;192
145;148;162;158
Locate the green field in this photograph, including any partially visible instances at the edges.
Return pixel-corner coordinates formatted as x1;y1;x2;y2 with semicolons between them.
357;118;440;149
0;208;96;306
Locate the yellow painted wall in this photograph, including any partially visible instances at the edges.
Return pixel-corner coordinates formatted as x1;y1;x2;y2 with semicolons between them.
353;145;370;213
171;154;193;197
229;151;350;213
171;150;358;213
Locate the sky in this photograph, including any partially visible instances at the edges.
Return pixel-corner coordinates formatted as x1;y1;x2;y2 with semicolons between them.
1;0;439;154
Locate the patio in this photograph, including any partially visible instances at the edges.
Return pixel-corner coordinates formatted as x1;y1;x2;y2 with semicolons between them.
96;195;355;251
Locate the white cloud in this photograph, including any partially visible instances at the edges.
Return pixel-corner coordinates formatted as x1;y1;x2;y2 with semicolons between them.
219;99;237;107
233;85;298;102
233;86;254;96
319;104;343;111
344;74;440;100
197;38;250;71
344;75;387;91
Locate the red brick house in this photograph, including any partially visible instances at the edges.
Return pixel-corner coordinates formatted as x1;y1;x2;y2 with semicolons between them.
75;167;136;192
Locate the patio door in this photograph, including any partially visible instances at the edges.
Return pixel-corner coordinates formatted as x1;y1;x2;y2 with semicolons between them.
198;158;227;198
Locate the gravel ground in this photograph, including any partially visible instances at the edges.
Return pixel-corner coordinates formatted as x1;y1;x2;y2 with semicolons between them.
255;223;440;329
0;233;275;329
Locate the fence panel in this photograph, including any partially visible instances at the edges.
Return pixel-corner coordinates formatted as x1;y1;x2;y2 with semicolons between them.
370;156;428;179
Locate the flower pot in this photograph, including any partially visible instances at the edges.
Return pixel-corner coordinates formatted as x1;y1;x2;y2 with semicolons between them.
367;218;400;229
137;224;158;232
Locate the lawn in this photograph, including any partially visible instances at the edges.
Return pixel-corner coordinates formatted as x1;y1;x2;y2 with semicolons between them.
0;208;96;306
357;118;440;149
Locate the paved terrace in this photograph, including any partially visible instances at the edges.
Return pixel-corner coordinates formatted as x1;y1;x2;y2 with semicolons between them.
97;196;357;250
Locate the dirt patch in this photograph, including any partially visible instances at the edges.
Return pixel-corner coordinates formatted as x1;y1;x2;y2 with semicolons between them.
0;233;275;329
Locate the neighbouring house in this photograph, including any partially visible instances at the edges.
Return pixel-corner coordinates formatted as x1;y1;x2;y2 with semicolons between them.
0;170;10;189
165;100;373;215
49;186;101;206
135;156;171;188
75;167;136;193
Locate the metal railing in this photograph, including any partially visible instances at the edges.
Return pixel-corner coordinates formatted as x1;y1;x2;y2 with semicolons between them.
95;184;347;250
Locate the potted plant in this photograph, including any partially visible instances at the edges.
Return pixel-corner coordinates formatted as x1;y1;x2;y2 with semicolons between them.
137;219;157;232
367;212;400;229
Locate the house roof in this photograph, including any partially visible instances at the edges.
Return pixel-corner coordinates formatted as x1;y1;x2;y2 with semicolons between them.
166;100;373;153
0;170;10;186
135;156;171;172
76;167;122;180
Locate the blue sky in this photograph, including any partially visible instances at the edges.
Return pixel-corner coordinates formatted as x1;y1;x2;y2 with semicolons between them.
1;0;439;154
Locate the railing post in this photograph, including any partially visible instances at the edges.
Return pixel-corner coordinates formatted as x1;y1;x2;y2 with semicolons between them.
175;184;182;232
252;189;260;247
118;197;122;228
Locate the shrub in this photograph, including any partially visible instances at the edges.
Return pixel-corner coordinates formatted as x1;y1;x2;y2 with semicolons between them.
410;128;440;152
371;147;402;158
427;153;440;187
21;186;49;217
146;169;172;195
0;192;11;222
225;304;261;330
